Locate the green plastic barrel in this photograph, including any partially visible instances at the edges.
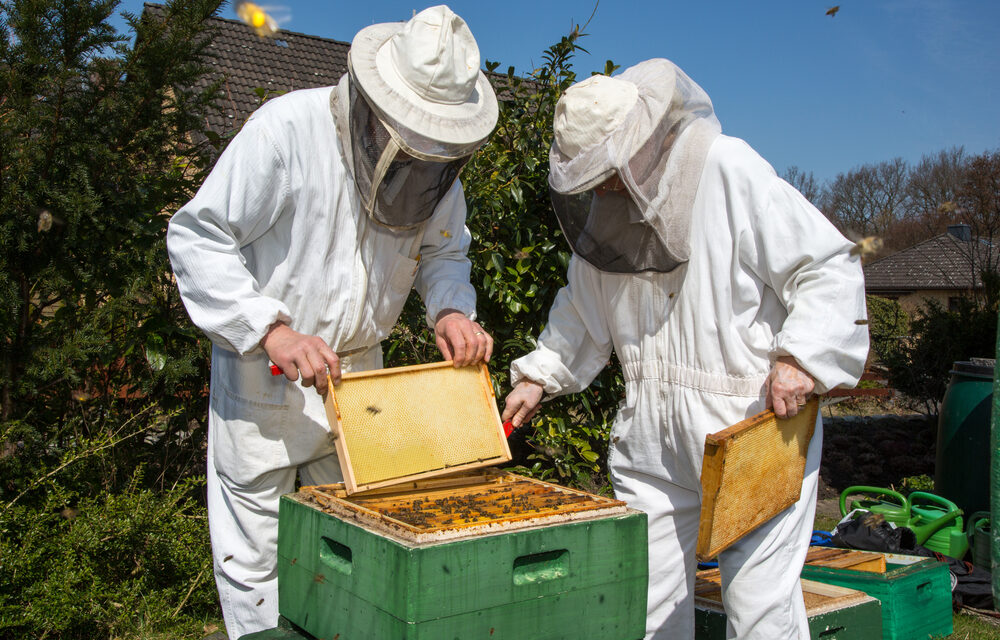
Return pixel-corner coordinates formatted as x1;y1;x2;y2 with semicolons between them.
992;326;1000;605
936;359;994;517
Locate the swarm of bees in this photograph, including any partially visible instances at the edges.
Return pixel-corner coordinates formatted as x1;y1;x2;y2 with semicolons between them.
374;484;594;528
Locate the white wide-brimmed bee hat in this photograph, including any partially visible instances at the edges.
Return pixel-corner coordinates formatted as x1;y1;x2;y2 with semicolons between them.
348;4;499;149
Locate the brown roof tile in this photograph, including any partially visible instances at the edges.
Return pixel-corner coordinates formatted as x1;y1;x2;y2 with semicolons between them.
864;228;995;293
143;3;529;138
144;3;349;135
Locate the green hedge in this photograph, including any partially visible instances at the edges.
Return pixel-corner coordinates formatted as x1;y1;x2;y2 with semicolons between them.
869;294;997;413
0;473;215;639
384;35;625;493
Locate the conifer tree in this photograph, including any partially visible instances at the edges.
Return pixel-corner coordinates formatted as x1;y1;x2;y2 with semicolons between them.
0;0;223;496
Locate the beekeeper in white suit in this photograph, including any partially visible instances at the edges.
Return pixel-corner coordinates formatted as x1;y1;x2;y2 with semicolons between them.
502;59;868;639
167;6;498;638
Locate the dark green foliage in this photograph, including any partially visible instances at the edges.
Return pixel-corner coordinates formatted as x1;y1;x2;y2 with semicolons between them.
384;31;623;494
876;297;997;414
0;0;223;501
866;294;910;366
0;1;224;637
0;471;215;639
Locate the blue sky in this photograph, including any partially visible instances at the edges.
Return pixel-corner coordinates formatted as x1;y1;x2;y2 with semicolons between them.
113;1;1000;186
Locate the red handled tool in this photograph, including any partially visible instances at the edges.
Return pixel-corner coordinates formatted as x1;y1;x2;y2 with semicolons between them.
503;421;514;438
270;364;283;376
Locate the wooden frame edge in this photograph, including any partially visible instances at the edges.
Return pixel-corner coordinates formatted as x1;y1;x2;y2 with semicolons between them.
348;456;511;495
325;361;512;496
338;359;455;381
477;363;512;464
323;375;358;494
696;439;726;561
696;398;820;560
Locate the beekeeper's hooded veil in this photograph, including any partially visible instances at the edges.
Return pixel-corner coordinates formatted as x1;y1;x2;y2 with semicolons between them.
331;5;499;229
548;59;721;273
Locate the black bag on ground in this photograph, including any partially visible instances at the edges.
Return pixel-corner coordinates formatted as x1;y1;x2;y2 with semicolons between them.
947;556;993;610
831;512;919;553
831;511;995;610
911;548;996;611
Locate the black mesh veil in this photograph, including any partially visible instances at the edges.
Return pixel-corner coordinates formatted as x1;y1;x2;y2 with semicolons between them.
550;189;682;273
349;81;468;229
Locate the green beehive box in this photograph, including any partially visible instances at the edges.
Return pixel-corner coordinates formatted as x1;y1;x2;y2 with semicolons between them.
276;472;648;640
800;551;953;640
695;575;883;640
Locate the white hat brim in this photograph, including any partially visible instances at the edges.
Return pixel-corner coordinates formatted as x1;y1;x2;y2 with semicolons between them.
350;22;499;147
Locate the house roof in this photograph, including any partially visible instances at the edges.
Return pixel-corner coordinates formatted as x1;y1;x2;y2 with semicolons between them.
144;3;348;135
864;227;993;294
142;3;528;137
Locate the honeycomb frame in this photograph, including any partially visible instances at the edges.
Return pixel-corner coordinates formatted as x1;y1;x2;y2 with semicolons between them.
324;361;511;494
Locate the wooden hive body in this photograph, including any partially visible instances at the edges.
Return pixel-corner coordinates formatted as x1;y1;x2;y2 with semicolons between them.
801;548;953;640
697;399;819;560
695;568;883;640
277;471;648;640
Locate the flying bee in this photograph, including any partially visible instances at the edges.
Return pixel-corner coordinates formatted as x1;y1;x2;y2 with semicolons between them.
37;209;53;232
849;236;883;260
235;1;281;38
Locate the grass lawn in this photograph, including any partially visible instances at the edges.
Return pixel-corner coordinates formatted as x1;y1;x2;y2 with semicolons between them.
815;492;999;639
945;609;1000;638
173;610;1000;640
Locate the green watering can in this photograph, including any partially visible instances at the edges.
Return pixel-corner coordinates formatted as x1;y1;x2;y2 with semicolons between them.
839;486;911;526
839;487;969;558
907;491;968;559
967;511;991;569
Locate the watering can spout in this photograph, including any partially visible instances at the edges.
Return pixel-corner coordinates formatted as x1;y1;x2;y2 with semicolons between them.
908;491;968;558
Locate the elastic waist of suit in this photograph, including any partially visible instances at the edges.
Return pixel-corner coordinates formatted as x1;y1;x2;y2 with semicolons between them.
620;360;768;397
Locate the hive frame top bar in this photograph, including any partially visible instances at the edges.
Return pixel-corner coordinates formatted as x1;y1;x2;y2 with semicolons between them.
294;470;630;545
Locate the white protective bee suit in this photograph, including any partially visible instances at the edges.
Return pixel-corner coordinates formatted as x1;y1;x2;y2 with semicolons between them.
509;60;869;639
167;7;498;638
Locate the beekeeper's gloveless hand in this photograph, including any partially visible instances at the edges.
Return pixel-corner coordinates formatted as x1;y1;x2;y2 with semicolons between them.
502;380;545;428
434;309;493;367
260;321;341;394
766;356;815;419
